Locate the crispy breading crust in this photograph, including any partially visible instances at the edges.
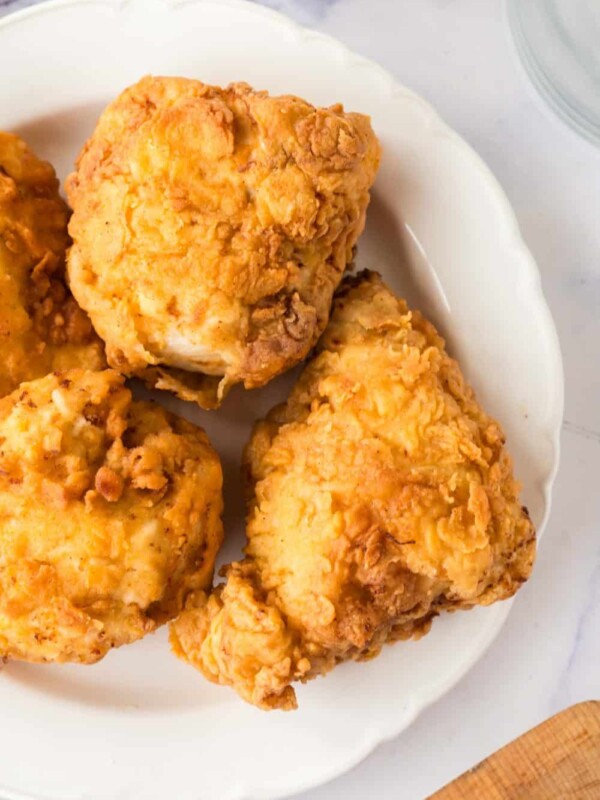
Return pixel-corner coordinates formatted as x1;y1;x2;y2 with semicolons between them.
0;132;105;397
66;76;381;408
0;369;223;664
170;271;535;709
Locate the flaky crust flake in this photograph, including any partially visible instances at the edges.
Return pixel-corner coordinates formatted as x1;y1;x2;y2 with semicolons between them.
0;132;105;398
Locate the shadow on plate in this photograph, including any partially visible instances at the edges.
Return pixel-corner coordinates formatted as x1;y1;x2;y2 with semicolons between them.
13;101;108;181
1;629;227;714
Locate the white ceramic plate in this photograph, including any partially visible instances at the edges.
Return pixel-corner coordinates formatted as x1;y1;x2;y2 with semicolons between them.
0;1;563;799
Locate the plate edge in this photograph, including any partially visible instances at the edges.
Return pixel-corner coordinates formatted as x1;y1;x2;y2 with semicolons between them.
0;2;565;799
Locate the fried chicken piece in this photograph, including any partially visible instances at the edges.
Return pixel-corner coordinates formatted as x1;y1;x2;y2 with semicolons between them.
0;132;105;398
170;271;535;710
0;369;223;664
66;76;381;408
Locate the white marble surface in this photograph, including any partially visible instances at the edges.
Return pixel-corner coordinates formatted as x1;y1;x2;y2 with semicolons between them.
1;0;599;798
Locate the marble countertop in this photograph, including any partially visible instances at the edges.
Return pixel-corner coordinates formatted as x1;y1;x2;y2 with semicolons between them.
1;1;599;798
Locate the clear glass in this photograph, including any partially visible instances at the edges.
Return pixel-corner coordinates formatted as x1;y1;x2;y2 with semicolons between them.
508;0;600;146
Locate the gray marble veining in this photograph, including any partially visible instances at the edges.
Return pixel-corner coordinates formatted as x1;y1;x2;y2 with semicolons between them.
1;1;598;798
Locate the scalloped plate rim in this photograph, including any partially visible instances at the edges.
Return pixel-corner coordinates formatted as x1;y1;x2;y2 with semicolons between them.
0;2;564;799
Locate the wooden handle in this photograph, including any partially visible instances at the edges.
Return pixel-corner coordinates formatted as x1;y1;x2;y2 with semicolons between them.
429;701;600;799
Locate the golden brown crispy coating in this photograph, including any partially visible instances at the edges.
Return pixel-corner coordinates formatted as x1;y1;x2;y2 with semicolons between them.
0;369;223;664
66;76;381;408
0;132;105;398
170;271;535;710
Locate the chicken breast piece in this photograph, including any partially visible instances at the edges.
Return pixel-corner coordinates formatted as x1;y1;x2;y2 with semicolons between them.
0;132;105;398
66;76;381;408
0;369;223;664
170;271;535;710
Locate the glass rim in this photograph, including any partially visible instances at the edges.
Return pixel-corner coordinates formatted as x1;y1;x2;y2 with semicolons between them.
507;0;600;147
